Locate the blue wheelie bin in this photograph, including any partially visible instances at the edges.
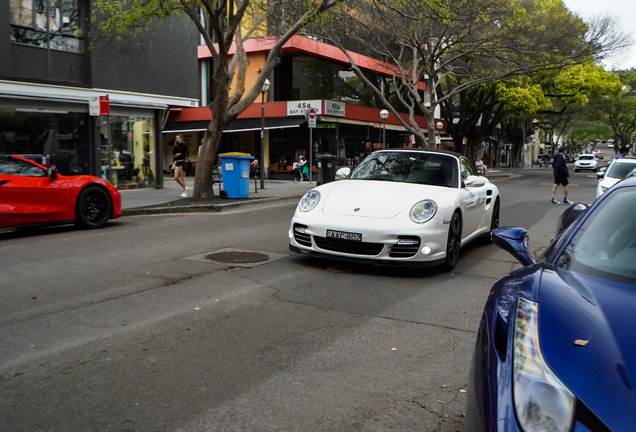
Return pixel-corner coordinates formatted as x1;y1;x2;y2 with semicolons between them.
218;153;254;198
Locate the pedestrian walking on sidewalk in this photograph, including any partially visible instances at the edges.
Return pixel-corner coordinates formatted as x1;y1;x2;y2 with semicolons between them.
551;147;571;204
293;159;301;181
172;134;189;198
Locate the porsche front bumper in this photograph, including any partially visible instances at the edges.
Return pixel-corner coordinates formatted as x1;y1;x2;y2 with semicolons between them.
288;210;449;267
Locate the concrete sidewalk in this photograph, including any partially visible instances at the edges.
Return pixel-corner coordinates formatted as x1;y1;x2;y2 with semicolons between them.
121;168;516;216
120;175;315;215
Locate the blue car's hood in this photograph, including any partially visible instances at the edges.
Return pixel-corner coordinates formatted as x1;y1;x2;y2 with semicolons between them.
538;269;636;430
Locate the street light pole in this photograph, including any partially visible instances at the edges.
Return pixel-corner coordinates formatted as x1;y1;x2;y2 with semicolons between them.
380;109;389;149
260;78;270;190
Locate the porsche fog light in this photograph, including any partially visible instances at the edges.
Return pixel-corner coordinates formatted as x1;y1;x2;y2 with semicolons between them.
421;246;431;255
410;200;437;224
299;190;321;212
288;229;293;238
513;297;575;432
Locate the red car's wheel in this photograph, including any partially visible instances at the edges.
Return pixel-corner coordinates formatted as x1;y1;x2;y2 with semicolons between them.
76;186;112;229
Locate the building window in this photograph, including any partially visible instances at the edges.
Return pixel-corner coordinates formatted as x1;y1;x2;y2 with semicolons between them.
10;0;83;53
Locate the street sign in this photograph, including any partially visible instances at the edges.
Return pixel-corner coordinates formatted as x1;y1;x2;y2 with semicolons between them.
99;95;110;116
463;137;468;145
89;96;99;116
89;95;110;116
307;108;317;128
325;101;345;117
288;100;321;116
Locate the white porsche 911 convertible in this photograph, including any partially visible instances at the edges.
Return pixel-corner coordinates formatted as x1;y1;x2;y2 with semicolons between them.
288;149;500;271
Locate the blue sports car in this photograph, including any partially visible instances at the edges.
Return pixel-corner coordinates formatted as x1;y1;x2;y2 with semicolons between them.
468;177;636;432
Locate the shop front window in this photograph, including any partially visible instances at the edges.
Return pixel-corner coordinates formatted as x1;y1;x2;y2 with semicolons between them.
0;108;89;175
10;0;83;53
100;116;155;190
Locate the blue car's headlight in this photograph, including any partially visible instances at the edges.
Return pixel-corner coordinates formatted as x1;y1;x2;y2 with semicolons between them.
513;297;576;432
410;200;437;224
299;190;321;212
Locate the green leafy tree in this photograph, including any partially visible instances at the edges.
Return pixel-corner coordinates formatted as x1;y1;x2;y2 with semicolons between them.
322;0;606;148
586;69;636;151
93;0;345;198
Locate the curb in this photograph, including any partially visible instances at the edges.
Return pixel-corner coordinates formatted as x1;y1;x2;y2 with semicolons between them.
123;195;301;216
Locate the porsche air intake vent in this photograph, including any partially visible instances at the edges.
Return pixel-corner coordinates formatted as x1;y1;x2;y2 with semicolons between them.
389;236;421;258
293;223;312;247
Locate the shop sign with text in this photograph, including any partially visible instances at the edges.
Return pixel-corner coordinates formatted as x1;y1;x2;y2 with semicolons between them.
287;100;322;116
324;101;345;117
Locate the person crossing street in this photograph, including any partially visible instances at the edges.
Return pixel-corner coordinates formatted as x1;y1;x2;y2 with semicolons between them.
551;147;572;204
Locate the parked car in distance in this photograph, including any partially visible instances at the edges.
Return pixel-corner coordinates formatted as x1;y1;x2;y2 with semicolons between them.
468;177;636;432
536;154;550;167
289;149;500;271
596;157;636;197
0;155;122;230
574;154;598;172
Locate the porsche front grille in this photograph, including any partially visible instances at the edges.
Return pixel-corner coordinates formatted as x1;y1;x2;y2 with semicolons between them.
313;236;383;256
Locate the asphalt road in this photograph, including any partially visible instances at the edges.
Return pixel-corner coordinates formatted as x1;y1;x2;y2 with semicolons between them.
0;166;600;432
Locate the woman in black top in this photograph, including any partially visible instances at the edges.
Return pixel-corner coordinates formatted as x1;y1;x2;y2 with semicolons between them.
173;134;189;197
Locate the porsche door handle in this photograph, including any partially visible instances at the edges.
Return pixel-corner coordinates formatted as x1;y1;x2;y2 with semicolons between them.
0;180;9;186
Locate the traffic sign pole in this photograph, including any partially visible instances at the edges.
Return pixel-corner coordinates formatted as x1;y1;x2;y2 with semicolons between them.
307;108;317;183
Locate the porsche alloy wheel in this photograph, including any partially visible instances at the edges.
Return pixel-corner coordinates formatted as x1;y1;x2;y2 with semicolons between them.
487;198;500;244
76;186;112;229
441;212;462;272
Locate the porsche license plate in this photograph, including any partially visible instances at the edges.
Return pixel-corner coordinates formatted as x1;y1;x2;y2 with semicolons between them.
326;229;362;241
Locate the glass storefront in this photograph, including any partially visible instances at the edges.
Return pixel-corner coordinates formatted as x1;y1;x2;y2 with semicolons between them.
0;108;90;175
100;116;156;190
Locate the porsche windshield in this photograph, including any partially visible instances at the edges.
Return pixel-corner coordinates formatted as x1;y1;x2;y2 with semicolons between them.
350;152;458;188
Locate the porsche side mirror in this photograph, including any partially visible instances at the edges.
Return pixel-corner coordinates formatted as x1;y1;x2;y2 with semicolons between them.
335;167;351;180
492;227;535;267
464;175;486;188
48;166;58;179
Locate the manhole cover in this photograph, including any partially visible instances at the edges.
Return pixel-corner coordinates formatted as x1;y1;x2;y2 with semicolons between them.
205;251;270;264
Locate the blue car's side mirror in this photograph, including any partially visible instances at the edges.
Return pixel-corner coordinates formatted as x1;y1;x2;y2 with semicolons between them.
492;227;535;267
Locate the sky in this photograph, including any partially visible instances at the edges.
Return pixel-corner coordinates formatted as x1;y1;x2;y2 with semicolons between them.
562;0;636;70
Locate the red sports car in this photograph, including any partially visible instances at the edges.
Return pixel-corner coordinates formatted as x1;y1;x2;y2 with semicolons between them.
0;155;122;230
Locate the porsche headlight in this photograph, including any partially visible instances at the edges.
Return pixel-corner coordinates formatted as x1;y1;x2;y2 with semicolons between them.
410;200;437;224
299;190;321;212
513;297;576;432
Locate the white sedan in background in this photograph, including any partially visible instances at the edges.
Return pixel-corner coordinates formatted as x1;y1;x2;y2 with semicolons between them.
596;157;636;197
574;154;598;172
289;149;500;271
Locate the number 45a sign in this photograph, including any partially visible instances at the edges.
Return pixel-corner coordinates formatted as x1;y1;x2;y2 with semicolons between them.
325;100;345;117
287;100;322;116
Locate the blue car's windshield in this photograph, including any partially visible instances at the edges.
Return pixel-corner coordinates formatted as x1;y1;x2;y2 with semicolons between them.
350;152;458;188
556;188;636;285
